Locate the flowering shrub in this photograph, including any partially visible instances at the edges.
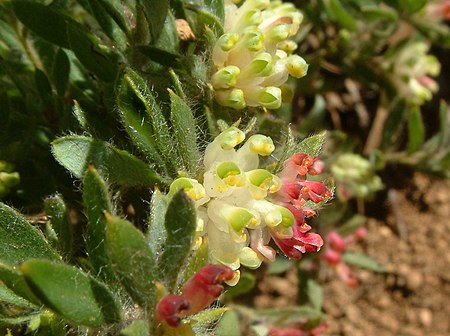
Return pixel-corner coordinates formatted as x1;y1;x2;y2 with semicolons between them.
0;0;448;335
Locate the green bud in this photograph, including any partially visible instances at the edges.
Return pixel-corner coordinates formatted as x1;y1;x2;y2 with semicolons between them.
169;177;206;201
223;207;258;232
239;247;262;269
241;52;273;77
277;40;298;54
211;65;241;89
215;126;245;149
0;172;20;188
243;31;265;52
286;55;308;78
257;86;282;109
215;88;247;110
266;24;290;42
246;134;275;155
240;9;263;27
217;33;240;51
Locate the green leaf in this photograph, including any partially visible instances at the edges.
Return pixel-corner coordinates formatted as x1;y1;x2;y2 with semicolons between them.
82;0;127;45
44;194;72;260
83;166;114;279
67;24;118;82
158;190;196;290
398;0;427;14
342;252;386;272
185;3;224;35
119;320;149;336
361;6;398;21
215;310;241;336
117;71;168;174
21;260;121;327
306;279;323;311
139;0;169;42
146;190;168;258
407;107;425;154
52;49;70;96
121;69;178;175
294;131;327;157
12;1;78;48
0;203;58;266
105;214;156;309
205;0;225;23
0;263;40;306
34;69;52;103
51;135;169;187
134;45;180;68
189;307;228;329
0;282;35;309
169;89;199;175
324;0;358;31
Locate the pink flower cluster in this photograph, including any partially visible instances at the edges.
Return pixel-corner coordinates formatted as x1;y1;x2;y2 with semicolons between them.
156;264;234;328
271;153;331;259
322;228;367;287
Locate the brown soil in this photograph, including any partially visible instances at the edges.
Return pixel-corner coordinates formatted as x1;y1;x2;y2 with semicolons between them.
254;173;450;336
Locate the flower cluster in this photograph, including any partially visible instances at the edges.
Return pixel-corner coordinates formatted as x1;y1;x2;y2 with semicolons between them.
169;127;331;284
330;153;383;201
156;264;234;328
322;228;367;287
383;41;440;106
211;0;308;110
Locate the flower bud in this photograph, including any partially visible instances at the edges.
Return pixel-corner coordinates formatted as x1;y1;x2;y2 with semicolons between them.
240;52;274;78
169;177;208;203
211;66;241;89
286;55;308;78
156;294;190;327
257;86;282;109
181;264;234;314
215;88;247;110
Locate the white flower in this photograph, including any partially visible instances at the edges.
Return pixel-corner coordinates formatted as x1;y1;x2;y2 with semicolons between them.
211;0;308;109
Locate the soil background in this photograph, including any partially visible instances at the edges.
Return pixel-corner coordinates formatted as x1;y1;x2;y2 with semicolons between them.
253;173;450;336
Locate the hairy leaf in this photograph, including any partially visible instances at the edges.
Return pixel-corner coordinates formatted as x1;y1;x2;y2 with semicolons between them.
21;260;121;327
51;135;169;187
106;214;156;308
0;203;58;266
157;191;196;290
83;166;114;279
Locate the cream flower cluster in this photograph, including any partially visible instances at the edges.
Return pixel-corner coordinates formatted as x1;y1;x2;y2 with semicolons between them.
211;0;308;110
384;41;440;105
169;127;330;284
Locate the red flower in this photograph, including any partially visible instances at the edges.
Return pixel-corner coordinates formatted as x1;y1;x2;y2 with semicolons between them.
271;221;324;259
181;264;234;314
156;264;234;327
156;294;190;327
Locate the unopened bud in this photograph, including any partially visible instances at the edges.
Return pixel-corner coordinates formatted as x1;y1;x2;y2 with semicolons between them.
257;86;282;109
241;52;273;78
217;33;240;51
211;65;241;89
266;23;290;42
215;88;246;110
286;55;308;78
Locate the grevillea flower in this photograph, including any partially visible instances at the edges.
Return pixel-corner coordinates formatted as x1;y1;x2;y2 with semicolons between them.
383;41;440;106
156;264;233;328
211;0;308;109
168;127;331;284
